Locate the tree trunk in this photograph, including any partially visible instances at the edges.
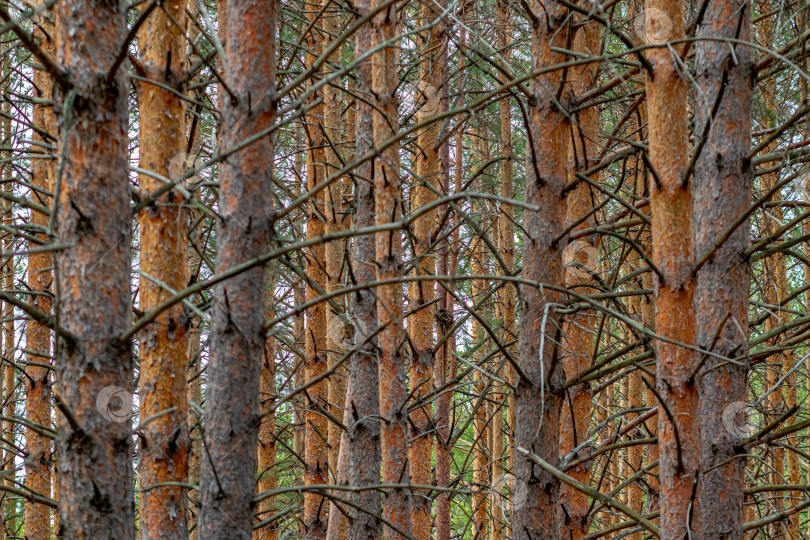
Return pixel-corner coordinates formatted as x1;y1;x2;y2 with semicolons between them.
54;0;134;533
513;1;570;537
303;0;329;534
255;270;278;540
197;0;277;536
645;0;700;536
136;0;190;536
25;2;56;535
346;3;382;537
371;0;411;535
694;0;752;537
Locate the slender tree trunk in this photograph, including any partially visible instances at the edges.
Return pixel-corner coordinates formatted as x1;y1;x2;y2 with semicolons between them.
346;4;382;537
136;0;190;536
408;0;445;535
255;270;278;540
371;0;411;536
303;0;329;534
197;0;277;536
558;15;600;540
694;0;752;538
513;1;570;537
645;0;700;536
25;2;56;534
54;0;133;533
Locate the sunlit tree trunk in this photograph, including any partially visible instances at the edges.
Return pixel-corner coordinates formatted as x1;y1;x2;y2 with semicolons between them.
371;0;411;535
197;0;277;536
25;1;55;534
136;0;190;535
408;0;446;535
645;0;700;536
54;0;133;533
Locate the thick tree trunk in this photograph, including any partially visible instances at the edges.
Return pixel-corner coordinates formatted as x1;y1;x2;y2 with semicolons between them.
25;2;55;535
136;0;190;536
513;1;570;537
197;0;277;536
693;0;752;538
371;0;411;536
645;0;700;536
346;4;382;537
54;0;133;534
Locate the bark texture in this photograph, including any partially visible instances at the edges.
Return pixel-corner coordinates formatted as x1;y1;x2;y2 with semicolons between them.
197;0;277;536
694;0;752;538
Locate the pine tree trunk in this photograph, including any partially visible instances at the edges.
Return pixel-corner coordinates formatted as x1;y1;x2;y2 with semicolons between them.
25;2;55;534
54;0;134;533
513;1;570;537
197;0;277;536
136;0;190;535
693;0;752;537
371;0;411;535
303;0;329;534
645;0;700;536
346;3;382;537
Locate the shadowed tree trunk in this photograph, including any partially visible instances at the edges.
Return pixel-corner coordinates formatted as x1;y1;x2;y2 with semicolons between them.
694;0;752;537
512;0;570;537
53;0;134;534
346;2;382;537
558;15;600;540
136;0;190;536
197;0;277;536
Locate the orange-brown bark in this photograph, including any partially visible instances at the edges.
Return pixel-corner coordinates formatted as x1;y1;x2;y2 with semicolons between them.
136;0;190;536
513;1;570;537
303;1;329;535
371;0;411;535
54;0;134;534
25;2;55;535
645;0;700;536
197;0;277;536
407;1;445;535
255;271;278;540
558;16;600;540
